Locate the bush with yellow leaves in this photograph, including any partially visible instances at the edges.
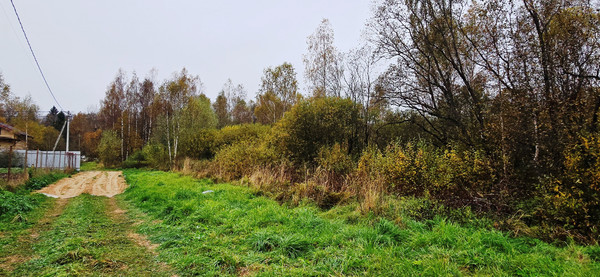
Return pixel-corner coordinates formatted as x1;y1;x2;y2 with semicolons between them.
539;133;600;242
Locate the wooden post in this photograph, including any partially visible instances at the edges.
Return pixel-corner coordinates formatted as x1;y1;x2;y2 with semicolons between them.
35;149;39;169
7;145;13;181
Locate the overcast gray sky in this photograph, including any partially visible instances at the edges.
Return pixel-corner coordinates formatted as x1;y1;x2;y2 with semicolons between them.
0;0;374;113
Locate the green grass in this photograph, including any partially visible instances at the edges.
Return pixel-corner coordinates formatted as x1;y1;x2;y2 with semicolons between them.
0;168;24;174
12;194;174;276
0;197;57;276
121;169;600;276
80;161;100;171
0;172;69;221
0;171;70;276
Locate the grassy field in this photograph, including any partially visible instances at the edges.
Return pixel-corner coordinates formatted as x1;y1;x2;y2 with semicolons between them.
1;169;599;276
121;169;600;276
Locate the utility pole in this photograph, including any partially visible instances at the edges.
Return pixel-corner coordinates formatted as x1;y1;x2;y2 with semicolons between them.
66;112;71;152
24;123;28;170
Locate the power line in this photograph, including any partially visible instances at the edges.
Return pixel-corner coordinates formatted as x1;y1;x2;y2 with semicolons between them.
9;0;64;111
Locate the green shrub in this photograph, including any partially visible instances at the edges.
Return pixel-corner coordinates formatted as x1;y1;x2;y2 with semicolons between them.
356;141;497;210
24;172;69;191
142;143;170;171
317;143;354;176
122;150;148;169
0;190;38;219
312;143;355;192
97;130;121;168
179;128;219;159
178;124;271;161
0;171;67;220
213;140;277;181
216;124;271;147
0;151;24;168
271;97;361;164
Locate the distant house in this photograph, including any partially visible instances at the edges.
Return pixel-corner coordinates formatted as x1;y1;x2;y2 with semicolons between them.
0;123;32;151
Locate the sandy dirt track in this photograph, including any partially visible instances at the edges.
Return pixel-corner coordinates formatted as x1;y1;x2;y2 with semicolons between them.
36;171;128;198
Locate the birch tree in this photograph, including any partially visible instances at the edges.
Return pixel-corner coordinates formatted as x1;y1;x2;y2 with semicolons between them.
158;68;202;165
303;19;344;97
255;62;300;124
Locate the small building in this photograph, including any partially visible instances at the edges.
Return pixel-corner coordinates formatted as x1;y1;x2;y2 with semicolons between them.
0;122;32;151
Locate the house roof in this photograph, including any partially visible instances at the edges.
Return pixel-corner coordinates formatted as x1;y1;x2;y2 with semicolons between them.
0;122;33;138
0;122;15;132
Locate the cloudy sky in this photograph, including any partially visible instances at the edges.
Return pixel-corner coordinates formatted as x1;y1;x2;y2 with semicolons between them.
0;0;374;113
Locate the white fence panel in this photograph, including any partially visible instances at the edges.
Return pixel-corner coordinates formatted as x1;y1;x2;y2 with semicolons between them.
14;150;81;171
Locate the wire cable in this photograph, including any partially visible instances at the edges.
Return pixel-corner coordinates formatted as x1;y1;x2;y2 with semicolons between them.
9;0;64;111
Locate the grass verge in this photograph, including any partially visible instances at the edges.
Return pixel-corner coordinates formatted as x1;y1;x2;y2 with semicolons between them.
0;171;69;221
0;197;58;275
12;194;175;276
121;169;600;276
0;171;69;275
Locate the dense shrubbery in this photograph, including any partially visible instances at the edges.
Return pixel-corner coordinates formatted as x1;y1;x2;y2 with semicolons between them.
216;124;272;149
171;96;599;243
536;133;600;242
270;97;361;164
0;171;68;220
355;142;497;210
213;140;277;180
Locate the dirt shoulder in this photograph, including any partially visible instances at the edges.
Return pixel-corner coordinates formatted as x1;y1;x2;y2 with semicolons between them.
36;171;127;198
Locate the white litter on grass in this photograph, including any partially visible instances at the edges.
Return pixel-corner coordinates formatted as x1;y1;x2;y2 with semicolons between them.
202;190;214;194
40;193;59;198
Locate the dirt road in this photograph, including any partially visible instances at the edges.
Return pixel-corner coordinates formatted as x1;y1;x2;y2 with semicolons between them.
36;171;128;198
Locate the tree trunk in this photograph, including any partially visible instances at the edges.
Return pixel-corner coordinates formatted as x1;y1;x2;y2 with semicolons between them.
121;114;124;162
166;113;172;166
